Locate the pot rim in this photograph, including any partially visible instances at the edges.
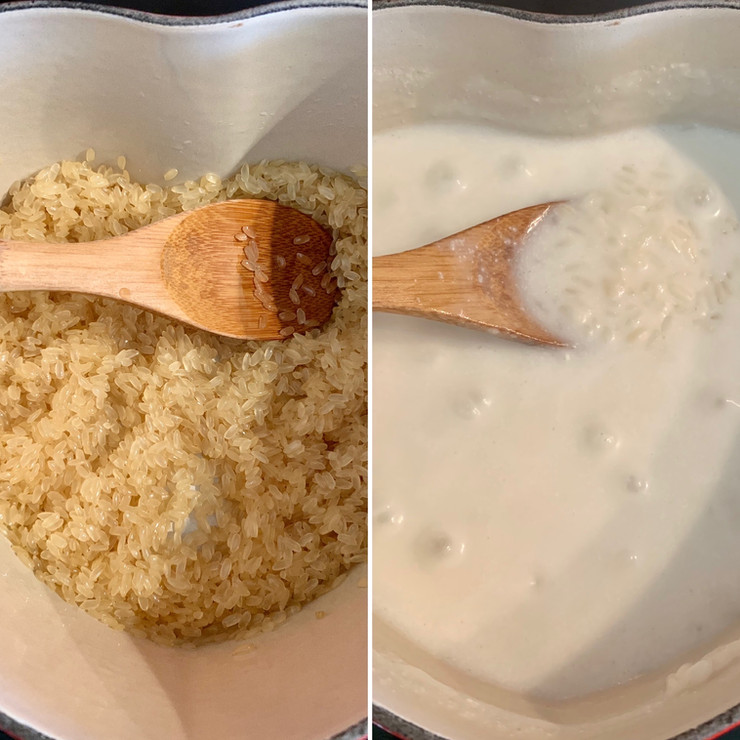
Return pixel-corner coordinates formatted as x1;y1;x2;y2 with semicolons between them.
373;701;740;740
0;0;365;25
0;708;368;740
373;0;740;24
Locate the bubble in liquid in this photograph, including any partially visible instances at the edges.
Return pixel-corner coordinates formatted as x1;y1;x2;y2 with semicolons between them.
677;180;722;219
375;506;404;528
528;573;545;590
625;475;649;493
582;423;620;454
498;155;533;179
424;161;466;195
452;390;492;420
415;529;465;568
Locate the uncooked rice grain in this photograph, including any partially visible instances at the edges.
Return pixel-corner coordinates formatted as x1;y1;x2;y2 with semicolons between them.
0;155;367;645
244;242;259;263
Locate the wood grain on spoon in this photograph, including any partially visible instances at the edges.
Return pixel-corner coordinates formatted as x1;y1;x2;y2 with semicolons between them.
0;199;336;340
373;202;565;346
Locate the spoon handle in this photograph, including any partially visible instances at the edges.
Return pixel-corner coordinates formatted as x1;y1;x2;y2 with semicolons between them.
0;215;189;321
0;237;139;294
373;245;467;318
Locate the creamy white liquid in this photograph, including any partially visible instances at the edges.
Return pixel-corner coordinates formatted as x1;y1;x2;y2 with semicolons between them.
373;123;740;701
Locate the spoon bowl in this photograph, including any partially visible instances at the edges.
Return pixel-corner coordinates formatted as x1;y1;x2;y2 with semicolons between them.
0;199;337;340
373;202;565;346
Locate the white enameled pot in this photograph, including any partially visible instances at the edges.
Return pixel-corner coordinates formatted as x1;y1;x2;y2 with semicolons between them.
0;3;367;739
373;2;740;739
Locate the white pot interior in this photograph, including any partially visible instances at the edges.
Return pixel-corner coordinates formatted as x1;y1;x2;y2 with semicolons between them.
373;5;740;740
0;6;367;740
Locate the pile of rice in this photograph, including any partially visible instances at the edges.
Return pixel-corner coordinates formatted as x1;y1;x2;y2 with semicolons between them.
520;164;739;346
0;153;367;644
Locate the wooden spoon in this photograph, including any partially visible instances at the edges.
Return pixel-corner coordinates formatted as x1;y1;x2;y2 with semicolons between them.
373;202;565;346
0;199;337;340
